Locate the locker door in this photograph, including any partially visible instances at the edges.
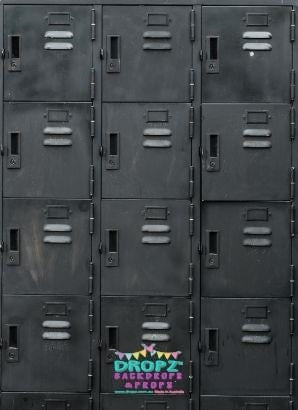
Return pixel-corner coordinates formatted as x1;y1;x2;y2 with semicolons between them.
101;394;189;410
101;199;190;296
102;6;192;102
201;202;290;297
2;296;90;391
101;297;190;394
102;103;191;199
201;298;290;395
3;199;90;294
202;6;291;103
200;396;289;410
201;104;290;201
4;5;92;101
1;393;91;410
4;103;91;198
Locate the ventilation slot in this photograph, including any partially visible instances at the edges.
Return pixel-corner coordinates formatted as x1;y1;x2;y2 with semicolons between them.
143;128;172;148
242;225;272;247
45;31;73;39
44;28;74;50
43;126;73;147
143;31;172;50
43;223;72;244
142;224;171;245
243;128;272;149
141;322;171;343
42;319;71;341
243;31;272;39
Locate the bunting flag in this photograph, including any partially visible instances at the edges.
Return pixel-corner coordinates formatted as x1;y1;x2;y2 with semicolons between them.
114;345;182;360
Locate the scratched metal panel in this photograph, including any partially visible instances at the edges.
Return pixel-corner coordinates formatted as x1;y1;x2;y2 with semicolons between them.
202;6;291;102
201;202;290;297
2;295;90;391
101;296;190;394
201;298;290;395
3;199;91;294
4;5;92;101
102;103;191;199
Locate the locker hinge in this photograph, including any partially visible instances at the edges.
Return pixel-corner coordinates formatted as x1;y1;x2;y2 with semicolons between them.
88;358;93;391
290;362;295;395
190;10;195;41
189;106;194;138
289;400;294;410
90;165;95;197
89;299;94;332
291;106;296;139
291;9;296;42
91;68;95;100
290;302;295;335
91;105;95;138
189;69;195;102
90;202;95;235
291;69;296;102
89;397;93;410
291;265;295;298
189;301;194;333
89;261;94;295
188;263;194;296
291;166;296;200
189;166;194;199
291;202;296;238
189;203;194;236
188;360;193;393
189;398;194;410
91;9;96;41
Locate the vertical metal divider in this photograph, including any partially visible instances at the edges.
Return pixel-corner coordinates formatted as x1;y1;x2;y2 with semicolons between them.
291;6;295;410
0;3;3;407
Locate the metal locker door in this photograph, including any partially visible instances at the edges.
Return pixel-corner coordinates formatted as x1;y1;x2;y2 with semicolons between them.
4;103;91;199
1;393;91;410
101;296;190;394
3;199;90;295
102;6;192;102
200;396;290;410
201;104;290;201
2;296;90;391
101;395;189;410
201;298;290;395
102;103;191;199
4;5;92;101
202;6;291;103
201;202;290;297
101;199;190;296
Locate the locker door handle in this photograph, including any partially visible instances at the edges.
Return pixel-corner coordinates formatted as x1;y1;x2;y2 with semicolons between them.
7;131;21;169
204;328;219;366
8;34;21;71
106;132;120;169
105;229;119;267
206;36;219;73
106;326;119;363
205;230;219;268
206;134;219;172
7;228;20;265
6;325;19;362
107;35;120;73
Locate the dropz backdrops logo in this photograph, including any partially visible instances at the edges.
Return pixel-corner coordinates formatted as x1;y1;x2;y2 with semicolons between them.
113;343;184;394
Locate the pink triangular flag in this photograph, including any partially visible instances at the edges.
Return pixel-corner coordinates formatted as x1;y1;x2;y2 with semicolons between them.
172;352;179;359
118;352;125;360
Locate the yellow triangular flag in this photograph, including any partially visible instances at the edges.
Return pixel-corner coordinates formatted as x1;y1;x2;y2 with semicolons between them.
133;352;140;359
140;349;147;357
164;353;171;360
157;351;164;359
